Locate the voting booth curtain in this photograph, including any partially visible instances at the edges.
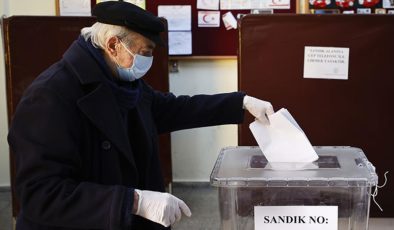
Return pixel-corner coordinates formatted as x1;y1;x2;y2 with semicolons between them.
2;16;171;217
238;14;394;217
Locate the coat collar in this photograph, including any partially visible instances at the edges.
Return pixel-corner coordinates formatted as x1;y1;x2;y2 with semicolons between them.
63;40;107;84
62;40;138;177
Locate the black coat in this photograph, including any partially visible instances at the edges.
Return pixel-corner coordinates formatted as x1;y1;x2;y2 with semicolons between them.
8;40;245;230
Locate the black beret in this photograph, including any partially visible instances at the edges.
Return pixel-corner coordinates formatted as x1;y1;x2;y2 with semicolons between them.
92;1;165;46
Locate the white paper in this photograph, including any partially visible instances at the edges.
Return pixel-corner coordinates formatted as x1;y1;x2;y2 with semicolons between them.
303;46;350;80
198;11;220;27
255;206;338;230
197;0;220;10
169;31;192;55
220;0;253;9
357;8;372;14
222;12;238;30
266;0;291;9
342;10;355;14
383;0;394;8
249;108;318;163
158;5;192;31
220;0;290;10
59;0;91;16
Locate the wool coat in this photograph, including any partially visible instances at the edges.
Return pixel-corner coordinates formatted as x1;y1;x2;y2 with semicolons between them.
8;40;245;230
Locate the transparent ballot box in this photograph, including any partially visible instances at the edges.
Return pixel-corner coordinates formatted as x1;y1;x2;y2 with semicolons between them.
210;146;378;230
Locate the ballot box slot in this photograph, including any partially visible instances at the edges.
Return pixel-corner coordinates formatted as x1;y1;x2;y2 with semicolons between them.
249;155;340;169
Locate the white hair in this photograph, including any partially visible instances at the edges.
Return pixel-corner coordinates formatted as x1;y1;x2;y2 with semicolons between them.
80;22;134;49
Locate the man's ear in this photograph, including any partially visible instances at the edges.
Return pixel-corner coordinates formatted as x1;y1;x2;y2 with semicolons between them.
106;36;119;56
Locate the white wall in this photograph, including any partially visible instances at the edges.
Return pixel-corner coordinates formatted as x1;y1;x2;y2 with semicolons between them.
0;0;239;185
2;0;55;15
0;0;56;186
169;59;238;182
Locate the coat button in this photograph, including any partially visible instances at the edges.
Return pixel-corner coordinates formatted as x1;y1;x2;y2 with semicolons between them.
101;140;111;150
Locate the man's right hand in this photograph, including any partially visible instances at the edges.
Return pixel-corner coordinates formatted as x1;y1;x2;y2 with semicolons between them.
134;189;192;227
243;95;274;124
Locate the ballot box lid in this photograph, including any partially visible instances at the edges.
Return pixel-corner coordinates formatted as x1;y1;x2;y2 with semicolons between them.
210;146;378;187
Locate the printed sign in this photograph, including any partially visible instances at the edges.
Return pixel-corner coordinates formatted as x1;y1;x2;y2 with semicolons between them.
255;206;338;230
304;46;350;80
220;0;290;9
197;0;220;10
158;5;192;31
59;0;91;16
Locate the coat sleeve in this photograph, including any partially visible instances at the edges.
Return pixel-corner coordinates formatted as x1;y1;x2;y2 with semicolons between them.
8;86;133;229
150;89;246;134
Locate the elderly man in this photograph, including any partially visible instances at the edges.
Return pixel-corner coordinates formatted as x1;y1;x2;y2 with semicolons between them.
8;1;273;230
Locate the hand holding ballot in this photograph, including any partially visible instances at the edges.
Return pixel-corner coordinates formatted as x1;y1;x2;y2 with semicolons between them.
243;95;274;124
249;108;318;164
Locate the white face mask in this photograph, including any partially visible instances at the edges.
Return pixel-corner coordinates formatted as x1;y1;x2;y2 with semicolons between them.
115;41;153;82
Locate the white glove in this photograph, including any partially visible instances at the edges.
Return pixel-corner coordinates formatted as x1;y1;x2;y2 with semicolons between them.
243;95;274;124
135;189;192;227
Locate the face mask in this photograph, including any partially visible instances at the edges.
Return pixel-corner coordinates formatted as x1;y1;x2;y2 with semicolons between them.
115;41;153;82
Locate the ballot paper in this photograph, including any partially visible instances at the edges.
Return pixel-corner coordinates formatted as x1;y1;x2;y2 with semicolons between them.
249;108;318;164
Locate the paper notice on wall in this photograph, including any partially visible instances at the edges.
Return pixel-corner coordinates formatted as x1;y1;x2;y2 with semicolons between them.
266;0;291;9
220;0;251;9
197;0;220;10
255;206;338;230
198;11;220;27
303;46;350;80
222;12;237;30
249;108;318;163
383;0;394;8
169;31;192;55
158;5;192;31
59;0;91;16
220;0;290;10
